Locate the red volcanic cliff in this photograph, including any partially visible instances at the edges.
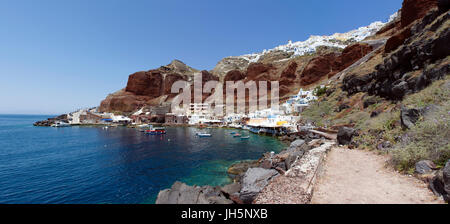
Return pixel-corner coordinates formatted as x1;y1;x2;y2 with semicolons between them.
300;43;373;85
99;42;375;113
99;60;200;112
383;0;438;54
401;0;438;28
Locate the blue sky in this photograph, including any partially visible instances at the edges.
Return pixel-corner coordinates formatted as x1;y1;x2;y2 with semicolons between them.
0;0;402;115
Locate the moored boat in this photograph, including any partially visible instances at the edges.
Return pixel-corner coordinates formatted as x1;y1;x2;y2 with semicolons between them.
145;127;166;135
196;133;212;137
51;121;71;127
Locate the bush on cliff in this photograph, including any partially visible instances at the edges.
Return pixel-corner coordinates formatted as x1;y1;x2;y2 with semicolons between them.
391;102;450;173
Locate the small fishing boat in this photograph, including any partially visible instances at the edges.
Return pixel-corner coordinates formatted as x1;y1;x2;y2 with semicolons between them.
196;133;212;137
233;133;242;138
241;136;250;140
145;127;166;135
230;132;236;135
51;121;71;127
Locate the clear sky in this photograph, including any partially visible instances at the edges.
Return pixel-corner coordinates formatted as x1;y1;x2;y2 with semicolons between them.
0;0;403;115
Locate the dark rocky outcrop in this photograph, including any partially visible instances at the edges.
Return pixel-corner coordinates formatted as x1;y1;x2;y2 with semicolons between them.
343;9;450;101
337;127;357;145
155;181;233;204
34;114;69;127
239;168;278;204
444;160;450;199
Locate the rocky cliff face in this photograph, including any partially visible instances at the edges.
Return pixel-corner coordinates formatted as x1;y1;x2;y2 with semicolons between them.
300;43;373;86
99;60;200;112
343;7;450;100
98;5;396;114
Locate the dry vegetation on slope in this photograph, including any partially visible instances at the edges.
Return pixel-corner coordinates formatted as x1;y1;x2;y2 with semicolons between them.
301;4;450;173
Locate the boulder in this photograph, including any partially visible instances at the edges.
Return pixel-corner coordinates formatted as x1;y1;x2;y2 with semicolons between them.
337;127;356;145
429;171;446;197
401;107;423;129
156;182;233;204
376;141;392;151
239;168;278;204
363;96;379;108
290;139;306;148
220;183;241;196
415;160;437;174
444;160;450;196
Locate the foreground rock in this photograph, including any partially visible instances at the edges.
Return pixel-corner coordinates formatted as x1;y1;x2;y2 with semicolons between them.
415;160;436;174
428;160;450;202
444;160;450;200
239;168;279;204
401;107;423;129
254;141;335;204
337;127;356;145
155;182;233;204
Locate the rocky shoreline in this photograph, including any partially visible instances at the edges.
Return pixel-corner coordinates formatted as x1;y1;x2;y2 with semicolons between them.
155;127;340;204
33;114;69;127
155;122;450;204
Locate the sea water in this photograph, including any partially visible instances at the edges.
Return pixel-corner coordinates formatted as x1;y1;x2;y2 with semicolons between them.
0;115;285;204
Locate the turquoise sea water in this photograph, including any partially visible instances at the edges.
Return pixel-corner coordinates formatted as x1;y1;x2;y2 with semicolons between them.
0;115;285;204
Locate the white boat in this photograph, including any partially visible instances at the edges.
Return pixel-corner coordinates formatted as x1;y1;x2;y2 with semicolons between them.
196;133;212;137
51;121;71;127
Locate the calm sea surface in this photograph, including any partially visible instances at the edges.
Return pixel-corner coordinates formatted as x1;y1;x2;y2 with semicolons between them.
0;115;285;204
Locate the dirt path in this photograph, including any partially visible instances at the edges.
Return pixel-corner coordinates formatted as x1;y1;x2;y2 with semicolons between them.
311;147;442;204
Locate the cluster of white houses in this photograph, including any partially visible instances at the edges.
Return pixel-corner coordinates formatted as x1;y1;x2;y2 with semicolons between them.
66;88;318;135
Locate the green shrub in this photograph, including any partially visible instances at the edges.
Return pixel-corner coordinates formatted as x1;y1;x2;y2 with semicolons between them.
391;102;450;171
313;86;328;97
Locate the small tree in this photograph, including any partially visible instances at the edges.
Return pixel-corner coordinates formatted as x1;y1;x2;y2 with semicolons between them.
313;86;327;97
